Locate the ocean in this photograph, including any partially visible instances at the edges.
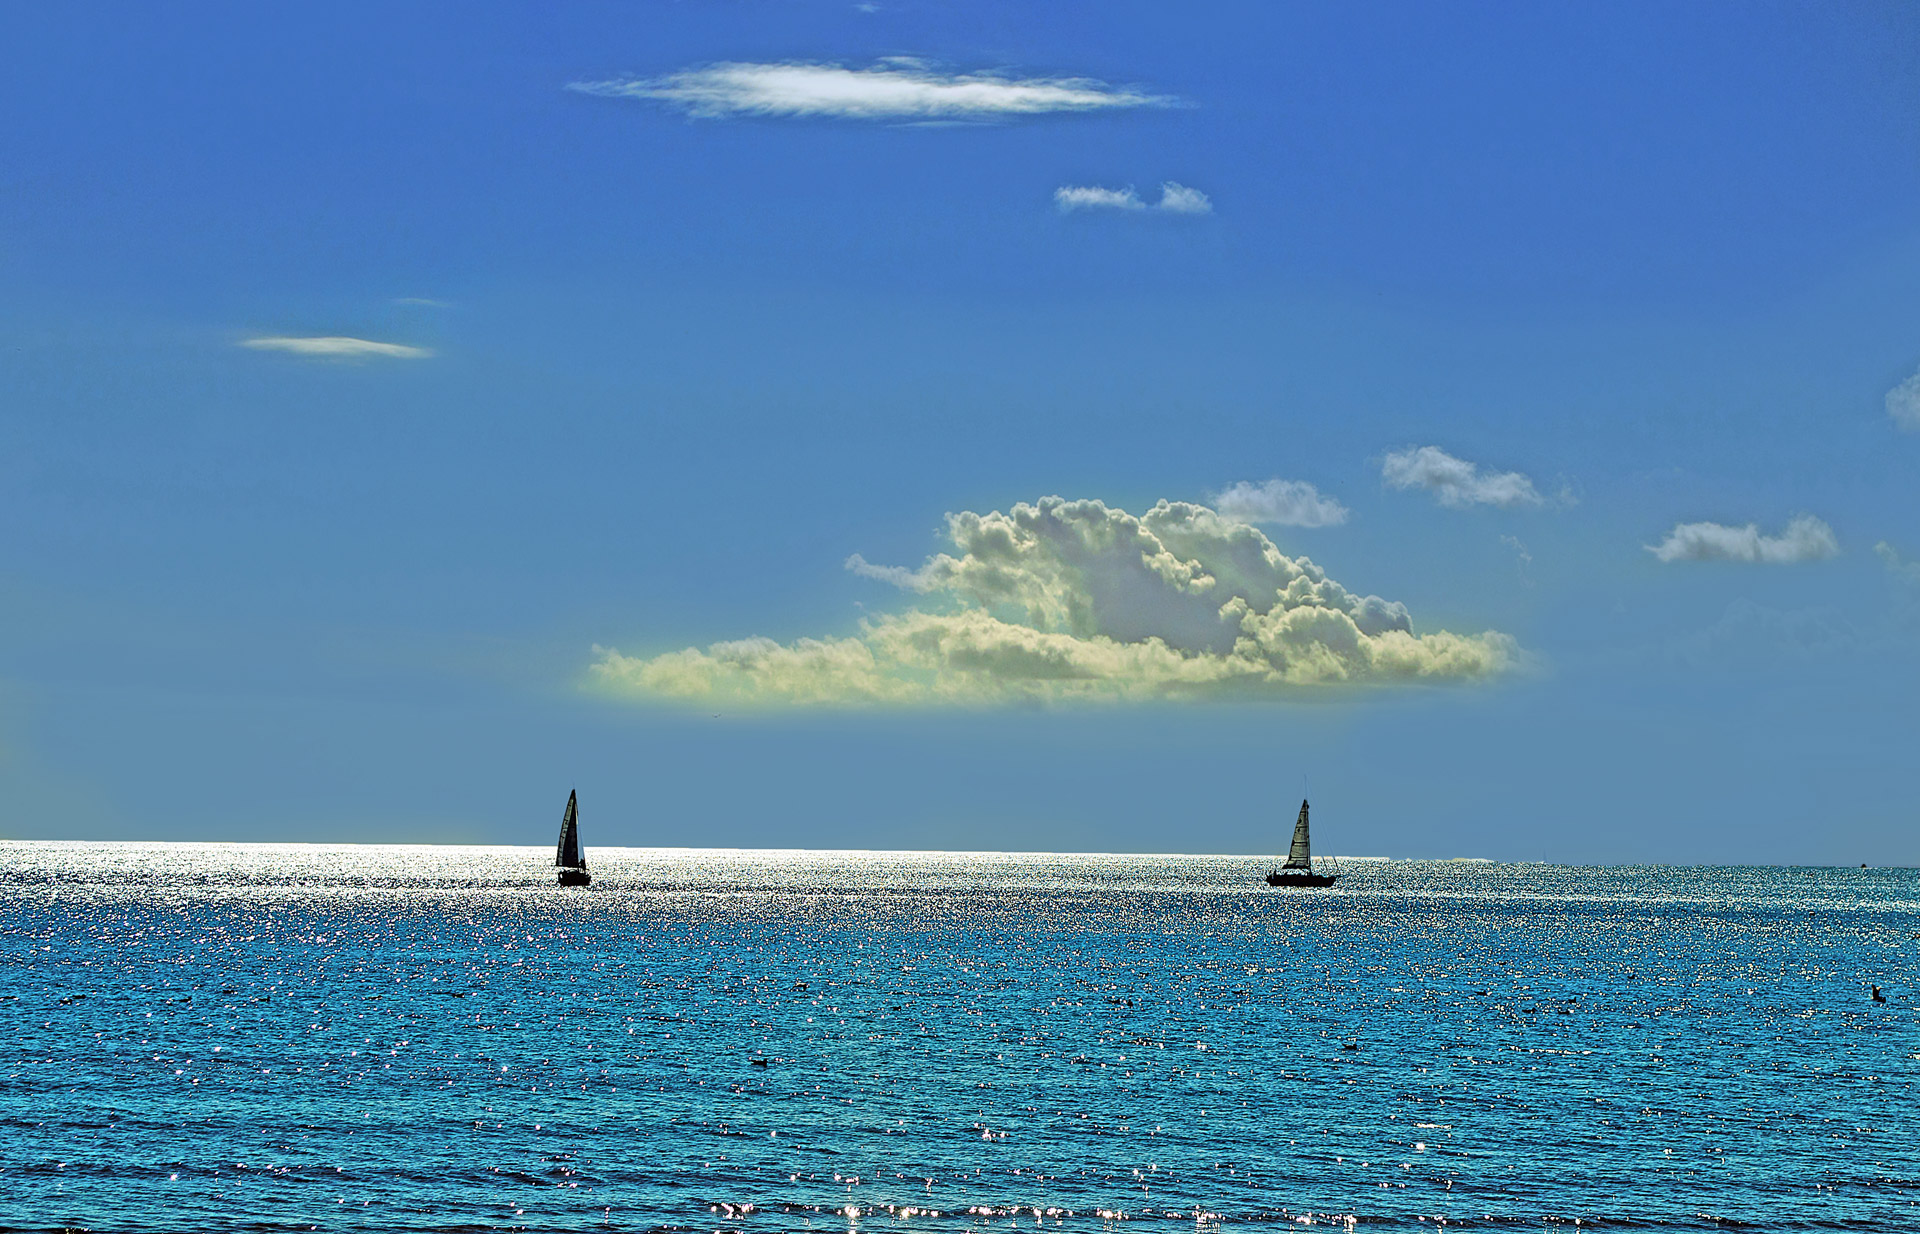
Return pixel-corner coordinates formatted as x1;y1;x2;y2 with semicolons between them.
1;843;1914;1232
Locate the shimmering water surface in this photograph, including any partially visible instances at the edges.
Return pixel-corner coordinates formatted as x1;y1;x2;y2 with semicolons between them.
2;843;1915;1232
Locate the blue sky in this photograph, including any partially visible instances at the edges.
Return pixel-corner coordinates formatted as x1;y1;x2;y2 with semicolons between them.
4;2;1919;862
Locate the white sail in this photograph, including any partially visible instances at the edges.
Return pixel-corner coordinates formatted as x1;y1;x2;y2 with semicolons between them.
1282;799;1312;869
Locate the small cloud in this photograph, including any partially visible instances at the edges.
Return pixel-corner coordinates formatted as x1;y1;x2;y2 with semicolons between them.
1209;479;1348;527
590;496;1519;707
570;60;1173;121
1155;181;1212;214
1646;515;1840;564
241;336;431;359
1875;541;1920;584
393;297;449;308
1055;185;1145;212
1055;181;1211;214
844;552;938;592
1888;367;1920;431
1381;446;1544;509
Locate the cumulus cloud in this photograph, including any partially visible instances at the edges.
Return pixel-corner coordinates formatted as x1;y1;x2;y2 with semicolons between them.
1209;479;1349;527
1381;446;1544;509
592;496;1519;706
1646;515;1840;564
1054;181;1211;214
242;336;431;359
570;60;1171;121
1887;367;1920;431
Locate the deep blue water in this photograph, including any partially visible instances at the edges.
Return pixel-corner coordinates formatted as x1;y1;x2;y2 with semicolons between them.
1;843;1915;1232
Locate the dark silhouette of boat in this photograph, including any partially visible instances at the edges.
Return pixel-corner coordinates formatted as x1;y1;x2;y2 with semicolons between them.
555;789;591;887
1265;799;1337;888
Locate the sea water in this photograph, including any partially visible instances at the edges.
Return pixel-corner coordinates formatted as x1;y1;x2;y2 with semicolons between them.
1;843;1915;1232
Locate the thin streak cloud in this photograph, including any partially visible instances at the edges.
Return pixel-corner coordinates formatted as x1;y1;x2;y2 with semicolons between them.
242;336;432;360
569;60;1173;121
1055;182;1212;214
1055;185;1145;212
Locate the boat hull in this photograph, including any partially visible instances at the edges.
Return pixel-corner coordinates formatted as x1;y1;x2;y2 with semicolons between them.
557;868;591;887
1265;870;1337;888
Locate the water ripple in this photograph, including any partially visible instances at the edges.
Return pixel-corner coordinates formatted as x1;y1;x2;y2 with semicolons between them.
0;843;1914;1231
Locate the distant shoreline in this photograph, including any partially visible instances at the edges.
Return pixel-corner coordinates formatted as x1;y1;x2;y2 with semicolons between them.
0;838;1910;869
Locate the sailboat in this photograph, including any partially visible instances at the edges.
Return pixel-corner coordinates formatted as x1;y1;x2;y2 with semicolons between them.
1265;798;1337;887
555;789;591;887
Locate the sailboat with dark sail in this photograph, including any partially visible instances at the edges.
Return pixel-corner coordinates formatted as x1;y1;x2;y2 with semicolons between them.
1265;799;1337;888
555;790;590;887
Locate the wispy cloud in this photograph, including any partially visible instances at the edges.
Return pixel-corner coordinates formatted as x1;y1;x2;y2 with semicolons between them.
1875;541;1920;584
242;336;431;360
1054;181;1211;214
1877;542;1920;634
1155;182;1212;214
1887;366;1920;431
591;496;1518;707
1209;479;1348;527
1381;446;1544;509
1670;599;1857;664
843;552;938;592
570;60;1172;121
1646;515;1840;564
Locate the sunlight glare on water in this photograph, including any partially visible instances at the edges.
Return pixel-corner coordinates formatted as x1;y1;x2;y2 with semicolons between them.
1;842;1915;1231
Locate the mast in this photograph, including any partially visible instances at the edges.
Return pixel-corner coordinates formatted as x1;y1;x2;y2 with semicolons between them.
1281;799;1312;870
555;790;585;870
